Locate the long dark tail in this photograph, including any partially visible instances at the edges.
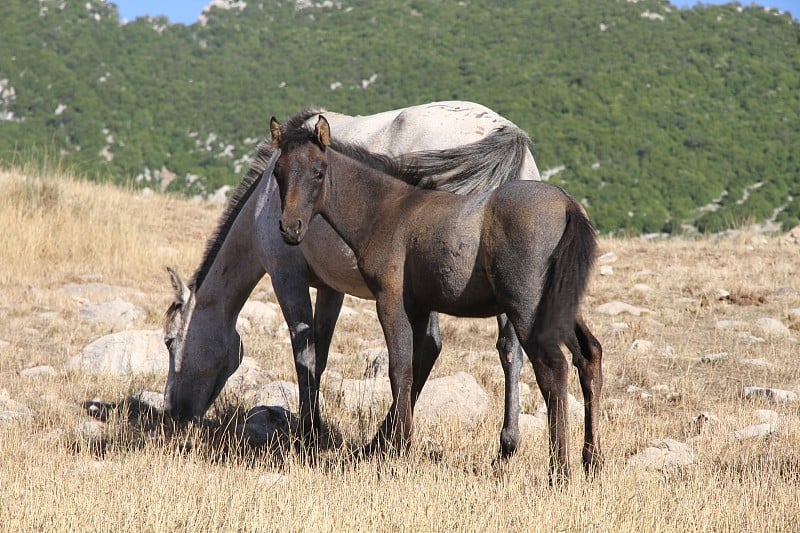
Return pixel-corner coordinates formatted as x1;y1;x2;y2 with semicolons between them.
531;200;597;343
399;125;531;194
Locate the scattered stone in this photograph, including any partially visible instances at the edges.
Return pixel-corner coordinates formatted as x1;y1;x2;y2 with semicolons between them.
598;251;618;264
715;288;731;300
255;381;302;413
78;298;145;329
743;386;797;403
632;284;653;294
226;357;271;393
0;339;9;351
787;308;800;323
629;339;653;353
133;391;165;412
755;317;791;338
625;385;653;400
241;405;293;446
700;352;729;363
778;225;800;245
596;301;653;316
65;330;168;376
518;412;547;434
414;373;490;429
533;393;583;421
627;438;694;471
0;389;33;424
239;301;280;332
599;265;614;276
19;365;57;378
731;423;776;441
326;376;392;415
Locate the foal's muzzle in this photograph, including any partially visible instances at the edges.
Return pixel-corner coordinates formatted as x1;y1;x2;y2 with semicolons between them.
279;218;304;245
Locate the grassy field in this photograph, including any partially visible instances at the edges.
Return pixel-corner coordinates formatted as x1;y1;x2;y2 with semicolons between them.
1;164;799;531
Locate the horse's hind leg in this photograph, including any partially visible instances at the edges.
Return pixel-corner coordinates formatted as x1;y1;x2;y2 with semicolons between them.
496;313;523;460
411;312;442;407
566;317;603;476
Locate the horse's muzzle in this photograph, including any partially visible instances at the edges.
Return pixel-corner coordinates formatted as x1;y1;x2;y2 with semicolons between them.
278;218;304;245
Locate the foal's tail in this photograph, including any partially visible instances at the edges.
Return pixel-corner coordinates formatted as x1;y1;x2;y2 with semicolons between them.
532;199;597;344
399;125;532;194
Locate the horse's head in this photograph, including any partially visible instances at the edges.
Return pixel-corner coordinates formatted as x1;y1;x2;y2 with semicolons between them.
270;115;331;245
163;267;243;423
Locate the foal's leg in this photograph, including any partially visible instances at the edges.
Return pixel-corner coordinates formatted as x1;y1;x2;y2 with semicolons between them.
496;313;523;459
565;317;603;476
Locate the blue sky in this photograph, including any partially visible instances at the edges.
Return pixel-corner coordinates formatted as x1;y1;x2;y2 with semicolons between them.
110;0;799;25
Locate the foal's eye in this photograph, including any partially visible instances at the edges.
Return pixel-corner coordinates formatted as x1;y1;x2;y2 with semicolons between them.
313;168;325;180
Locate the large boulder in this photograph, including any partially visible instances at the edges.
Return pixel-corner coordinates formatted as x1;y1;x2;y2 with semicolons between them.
65;330;168;376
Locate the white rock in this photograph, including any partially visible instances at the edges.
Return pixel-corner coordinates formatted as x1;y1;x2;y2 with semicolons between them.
65;330;168;376
79;298;145;329
327;376;392;414
0;389;33;424
599;265;614;276
627;438;694;471
598;252;618;264
19;365;57;378
743;386;797;403
731;423;777;441
630;339;653;353
414;373;490;429
716;320;748;330
596;301;653;316
756;317;791;337
700;352;729;363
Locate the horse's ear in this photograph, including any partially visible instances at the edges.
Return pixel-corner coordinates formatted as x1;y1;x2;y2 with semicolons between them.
315;115;331;149
166;267;190;305
269;117;281;148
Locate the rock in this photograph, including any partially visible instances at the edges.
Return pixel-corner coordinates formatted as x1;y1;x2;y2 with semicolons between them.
0;389;33;424
598;251;618;264
596;301;653;316
731;423;777;441
533;393;584;421
629;339;653;353
133;391;165;412
755;317;791;337
700;352;729;363
239;301;280;332
787;308;800;323
627;438;694;471
19;365;57;378
0;339;9;352
414;373;490;429
599;265;614;276
632;284;653;294
240;405;293;446
226;357;270;393
518;413;547;434
740;358;771;368
65;329;168;376
326;376;392;415
78;298;145;329
738;332;766;344
255;381;301;413
754;409;779;425
743;386;797;403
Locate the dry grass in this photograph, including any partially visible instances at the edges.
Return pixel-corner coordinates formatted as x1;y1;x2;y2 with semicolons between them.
1;165;799;531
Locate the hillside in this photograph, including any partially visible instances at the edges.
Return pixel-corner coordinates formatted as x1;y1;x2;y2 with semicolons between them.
0;0;798;233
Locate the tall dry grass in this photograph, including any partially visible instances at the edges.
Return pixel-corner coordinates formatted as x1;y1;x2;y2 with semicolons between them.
1;164;799;531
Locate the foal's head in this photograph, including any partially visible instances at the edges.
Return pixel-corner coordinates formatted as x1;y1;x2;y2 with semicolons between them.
270;115;331;245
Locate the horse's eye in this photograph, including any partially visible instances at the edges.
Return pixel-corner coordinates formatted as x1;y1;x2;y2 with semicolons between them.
314;168;325;180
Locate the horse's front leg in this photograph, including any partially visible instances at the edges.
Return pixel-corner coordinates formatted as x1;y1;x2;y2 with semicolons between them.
310;286;344;446
271;274;324;450
495;313;523;460
566;317;603;477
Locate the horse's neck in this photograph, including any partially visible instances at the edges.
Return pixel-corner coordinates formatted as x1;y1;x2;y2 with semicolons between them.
195;182;266;327
323;150;411;254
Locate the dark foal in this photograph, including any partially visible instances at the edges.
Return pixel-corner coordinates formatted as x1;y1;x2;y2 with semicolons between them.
271;114;603;483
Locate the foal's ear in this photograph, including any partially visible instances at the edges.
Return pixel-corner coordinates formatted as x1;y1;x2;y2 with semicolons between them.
314;115;331;149
269;117;281;148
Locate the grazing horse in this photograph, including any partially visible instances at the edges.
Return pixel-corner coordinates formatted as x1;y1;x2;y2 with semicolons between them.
270;114;603;483
163;101;542;458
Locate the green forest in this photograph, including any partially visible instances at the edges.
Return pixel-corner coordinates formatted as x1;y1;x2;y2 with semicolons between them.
1;0;798;234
